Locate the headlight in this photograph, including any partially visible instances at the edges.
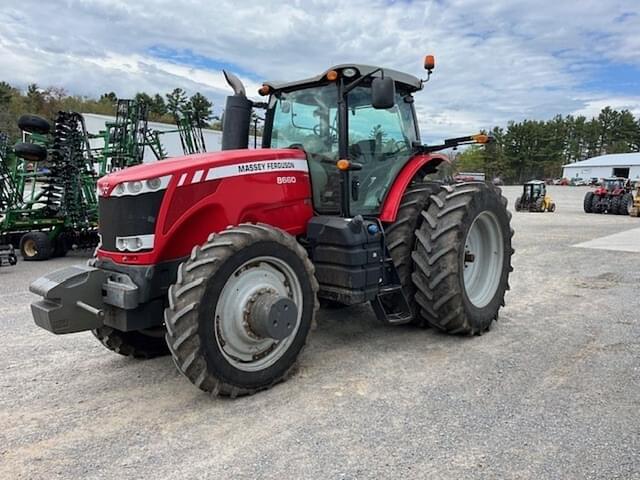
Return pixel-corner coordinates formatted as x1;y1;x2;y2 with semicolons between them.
115;234;155;252
128;181;143;194
109;175;172;197
146;177;162;190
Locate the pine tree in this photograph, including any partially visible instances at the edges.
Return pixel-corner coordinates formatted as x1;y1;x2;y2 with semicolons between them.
166;88;188;116
26;84;44;112
189;93;213;127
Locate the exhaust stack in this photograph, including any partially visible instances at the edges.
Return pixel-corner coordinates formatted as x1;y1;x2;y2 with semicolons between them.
221;70;252;150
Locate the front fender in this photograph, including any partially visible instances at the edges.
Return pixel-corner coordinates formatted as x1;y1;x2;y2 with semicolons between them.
379;153;448;223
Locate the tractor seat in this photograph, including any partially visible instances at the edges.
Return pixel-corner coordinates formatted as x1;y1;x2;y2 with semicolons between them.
349;139;380;164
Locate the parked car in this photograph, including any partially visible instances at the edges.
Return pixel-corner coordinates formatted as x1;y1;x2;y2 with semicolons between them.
553;178;569;185
454;174;478;183
570;177;588;186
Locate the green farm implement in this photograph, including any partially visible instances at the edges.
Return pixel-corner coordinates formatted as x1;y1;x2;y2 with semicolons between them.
0;98;207;260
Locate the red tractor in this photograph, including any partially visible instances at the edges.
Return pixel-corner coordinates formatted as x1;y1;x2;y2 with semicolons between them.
584;177;632;214
30;58;514;396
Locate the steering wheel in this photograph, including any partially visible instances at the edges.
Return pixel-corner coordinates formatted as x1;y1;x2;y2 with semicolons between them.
313;124;338;137
381;140;410;158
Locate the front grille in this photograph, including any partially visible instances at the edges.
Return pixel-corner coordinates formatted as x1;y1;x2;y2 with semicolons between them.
98;191;164;251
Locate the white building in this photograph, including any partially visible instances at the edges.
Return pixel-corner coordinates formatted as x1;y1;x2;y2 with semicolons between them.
562;153;640;181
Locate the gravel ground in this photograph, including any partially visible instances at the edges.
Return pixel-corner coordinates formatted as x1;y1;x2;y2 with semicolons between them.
1;185;638;479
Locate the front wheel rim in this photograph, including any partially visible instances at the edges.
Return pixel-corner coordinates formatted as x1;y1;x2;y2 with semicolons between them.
462;211;504;308
214;256;303;372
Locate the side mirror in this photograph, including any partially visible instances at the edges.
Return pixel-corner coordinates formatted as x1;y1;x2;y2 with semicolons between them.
371;77;395;109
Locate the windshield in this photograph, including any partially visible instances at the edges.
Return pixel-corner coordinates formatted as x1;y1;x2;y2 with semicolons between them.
604;179;623;190
347;86;418;215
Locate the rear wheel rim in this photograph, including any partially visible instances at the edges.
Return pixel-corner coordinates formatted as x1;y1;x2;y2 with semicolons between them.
23;239;37;257
213;256;303;372
463;212;504;308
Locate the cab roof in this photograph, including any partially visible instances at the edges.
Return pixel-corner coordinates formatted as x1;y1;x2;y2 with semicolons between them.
525;180;545;185
263;64;423;93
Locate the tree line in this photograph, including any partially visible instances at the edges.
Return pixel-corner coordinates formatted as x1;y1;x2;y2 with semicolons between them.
0;81;219;144
2;79;639;184
456;106;640;183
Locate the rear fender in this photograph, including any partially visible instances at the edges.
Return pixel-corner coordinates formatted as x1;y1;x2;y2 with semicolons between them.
379;153;448;223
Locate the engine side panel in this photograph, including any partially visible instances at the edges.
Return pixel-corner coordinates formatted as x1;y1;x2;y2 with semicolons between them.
97;150;313;265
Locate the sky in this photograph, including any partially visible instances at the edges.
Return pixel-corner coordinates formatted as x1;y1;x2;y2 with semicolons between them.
1;0;640;142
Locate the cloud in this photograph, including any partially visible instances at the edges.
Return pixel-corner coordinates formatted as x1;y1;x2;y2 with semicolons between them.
571;96;640;119
1;0;639;142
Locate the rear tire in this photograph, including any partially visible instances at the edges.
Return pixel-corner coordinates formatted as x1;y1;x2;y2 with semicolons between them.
583;192;593;213
384;180;441;322
611;196;621;215
164;224;319;396
535;197;544;212
591;195;602;213
19;231;52;261
515;196;522;212
411;183;514;334
620;193;633;215
92;327;169;359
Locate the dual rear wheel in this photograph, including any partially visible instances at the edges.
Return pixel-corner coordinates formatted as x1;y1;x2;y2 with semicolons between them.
386;181;514;334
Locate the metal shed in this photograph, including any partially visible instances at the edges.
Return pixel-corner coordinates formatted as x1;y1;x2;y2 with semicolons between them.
562;153;640;180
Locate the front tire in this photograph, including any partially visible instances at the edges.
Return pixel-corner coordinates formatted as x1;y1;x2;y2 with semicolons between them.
583;192;593;213
92;326;169;359
411;183;514;334
164;224;318;396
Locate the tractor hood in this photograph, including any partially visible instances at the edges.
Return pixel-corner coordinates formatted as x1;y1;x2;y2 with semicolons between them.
97;148;307;198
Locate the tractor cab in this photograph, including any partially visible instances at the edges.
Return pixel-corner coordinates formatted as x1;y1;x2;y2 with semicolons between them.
222;60;487;219
259;65;424;217
601;177;628;194
515;180;556;212
524;180;546;201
